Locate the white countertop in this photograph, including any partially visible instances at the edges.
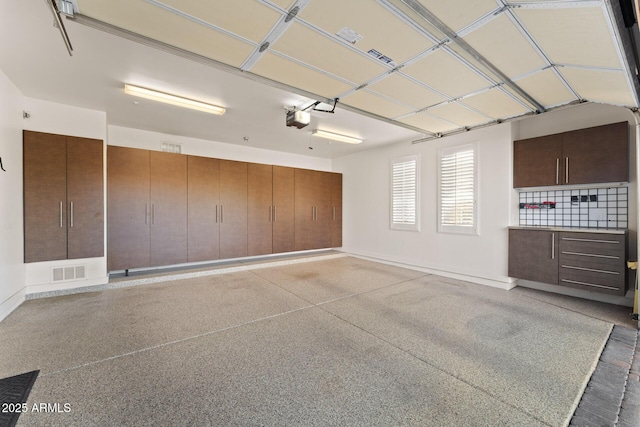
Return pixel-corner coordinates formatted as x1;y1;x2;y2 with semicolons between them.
508;226;627;235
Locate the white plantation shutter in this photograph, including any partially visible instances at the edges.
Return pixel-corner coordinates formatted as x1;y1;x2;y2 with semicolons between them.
439;145;477;234
391;155;419;230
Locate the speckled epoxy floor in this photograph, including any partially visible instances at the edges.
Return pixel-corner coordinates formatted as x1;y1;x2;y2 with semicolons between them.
0;256;628;426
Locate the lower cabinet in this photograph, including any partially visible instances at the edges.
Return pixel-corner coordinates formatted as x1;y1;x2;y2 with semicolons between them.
558;232;627;296
508;229;559;285
508;228;628;296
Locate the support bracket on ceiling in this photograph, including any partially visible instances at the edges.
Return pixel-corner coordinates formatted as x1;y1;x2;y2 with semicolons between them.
46;0;74;56
302;98;339;113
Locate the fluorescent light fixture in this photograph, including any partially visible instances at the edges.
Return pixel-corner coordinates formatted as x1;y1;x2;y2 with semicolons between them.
124;84;226;115
311;129;362;144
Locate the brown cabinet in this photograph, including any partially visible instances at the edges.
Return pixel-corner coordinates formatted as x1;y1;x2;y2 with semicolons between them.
509;228;628;295
107;147;342;270
219;160;248;259
558;232;627;296
294;169;334;251
149;152;188;267
107;147;187;271
272;166;295;254
187;156;220;262
248;163;273;256
330;172;343;248
513;122;628;188
247;165;297;256
24;131;104;263
508;228;558;285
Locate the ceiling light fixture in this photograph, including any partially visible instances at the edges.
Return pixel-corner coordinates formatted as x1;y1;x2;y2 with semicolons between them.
311;129;362;144
124;84;226;115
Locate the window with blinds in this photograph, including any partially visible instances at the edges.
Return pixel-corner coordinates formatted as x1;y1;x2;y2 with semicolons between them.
438;144;478;234
391;155;419;231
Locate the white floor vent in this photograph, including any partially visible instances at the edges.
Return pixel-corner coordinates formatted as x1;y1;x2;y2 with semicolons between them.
52;265;86;282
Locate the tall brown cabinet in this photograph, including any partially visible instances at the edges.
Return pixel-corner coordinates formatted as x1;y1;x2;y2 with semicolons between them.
23;130;104;263
106;147;341;272
107;146;187;271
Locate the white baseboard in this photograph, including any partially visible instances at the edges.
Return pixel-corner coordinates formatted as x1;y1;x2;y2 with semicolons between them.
345;250;515;291
0;288;26;323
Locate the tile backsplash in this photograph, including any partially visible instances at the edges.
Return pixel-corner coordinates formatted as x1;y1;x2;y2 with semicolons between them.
518;187;628;229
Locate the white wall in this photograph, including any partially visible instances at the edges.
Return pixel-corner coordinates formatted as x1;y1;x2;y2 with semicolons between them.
0;69;26;321
22;98;108;295
334;123;514;289
108;126;332;171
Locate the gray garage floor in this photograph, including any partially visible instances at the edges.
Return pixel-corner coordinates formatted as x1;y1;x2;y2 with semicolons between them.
0;254;631;426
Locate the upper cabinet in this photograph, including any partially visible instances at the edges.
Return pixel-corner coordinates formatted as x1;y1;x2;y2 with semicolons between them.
513;122;628;188
24;131;104;263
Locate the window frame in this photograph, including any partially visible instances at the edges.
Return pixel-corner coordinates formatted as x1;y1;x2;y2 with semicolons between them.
437;143;478;235
390;154;420;231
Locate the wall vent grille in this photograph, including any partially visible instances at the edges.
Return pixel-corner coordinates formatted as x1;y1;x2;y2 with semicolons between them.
52;265;86;282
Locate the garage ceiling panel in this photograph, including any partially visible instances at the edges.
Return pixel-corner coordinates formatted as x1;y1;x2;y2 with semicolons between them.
271;22;387;85
299;0;433;65
76;0;254;67
414;0;498;32
514;7;621;68
399;112;458;134
515;68;576;107
403;49;490;98
429;102;490;127
462;88;531;119
159;0;282;44
341;90;414;119
251;52;352;99
560;68;636;106
368;74;446;109
463;14;546;78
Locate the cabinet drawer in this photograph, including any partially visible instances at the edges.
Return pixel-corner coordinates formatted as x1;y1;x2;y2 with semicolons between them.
559;233;625;259
559;269;626;295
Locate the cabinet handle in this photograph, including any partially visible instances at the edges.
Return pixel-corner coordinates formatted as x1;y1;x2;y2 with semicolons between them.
565;157;569;183
555;158;559;185
59;201;64;228
70;202;74;228
561;237;620;244
269;205;272;223
215;205;218;224
333;206;336;221
561;279;619;291
551;232;555;259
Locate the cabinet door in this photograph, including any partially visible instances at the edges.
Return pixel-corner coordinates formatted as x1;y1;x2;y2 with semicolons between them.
513;134;563;188
295;169;331;250
219;160;248;259
272;166;295;254
107;146;150;271
248;163;273;256
508;229;558;285
23;131;68;262
295;168;317;251
149;151;188;267
66;137;104;260
187;156;220;262
330;172;342;248
562;122;628;185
